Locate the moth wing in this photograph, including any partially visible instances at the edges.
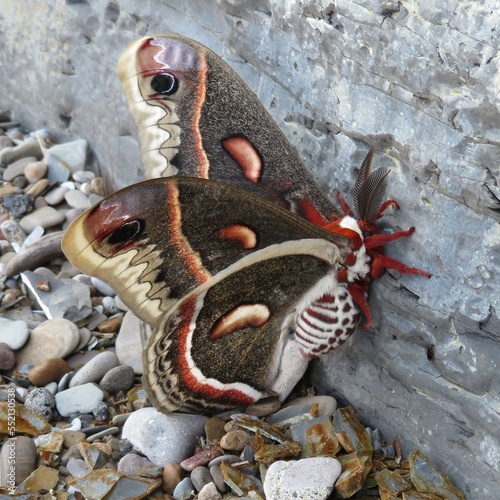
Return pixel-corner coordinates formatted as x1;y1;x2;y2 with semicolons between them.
143;238;342;414
118;34;340;221
62;177;348;326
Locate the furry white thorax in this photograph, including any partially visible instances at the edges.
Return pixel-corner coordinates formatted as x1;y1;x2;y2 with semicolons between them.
339;216;371;282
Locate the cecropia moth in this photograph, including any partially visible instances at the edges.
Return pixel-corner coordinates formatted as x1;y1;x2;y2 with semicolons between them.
62;34;429;413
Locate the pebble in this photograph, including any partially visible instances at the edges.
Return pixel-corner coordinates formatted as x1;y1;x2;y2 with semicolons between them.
64;189;90;210
44;186;69;205
263;457;342;499
219;429;250;451
0;138;42;165
180;449;223;472
24;160;47;183
61;430;86;448
173;477;195;500
24;387;56;420
286;395;337;417
209;465;228;493
91;277;116;297
69;351;120;387
115;311;144;374
0;135;13;149
72;170;95;183
55;382;105;417
3;156;37;181
191;466;214;492
162;463;185;493
99;364;136;393
122;407;209;467
0;436;37;485
0;342;16;370
19;206;65;233
102;296;119;315
198;482;222;500
117;453;155;475
28;358;71;386
15;318;80;367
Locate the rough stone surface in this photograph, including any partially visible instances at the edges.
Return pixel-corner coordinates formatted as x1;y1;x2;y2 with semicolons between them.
264;457;341;499
122;407;209;467
0;2;498;496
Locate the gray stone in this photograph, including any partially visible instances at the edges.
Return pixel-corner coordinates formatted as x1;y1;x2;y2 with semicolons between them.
19;206;65;233
99;364;136;393
21;271;92;322
0;138;42;165
173;477;195;500
55;383;105;417
90;277;116;297
72;170;95;183
24;387;56;421
117;453;154;475
269;338;309;401
15;318;80;367
121;407;209;467
69;351;120;387
64;189;90;210
66;458;89;478
44;139;88;183
3;156;36;181
0;317;30;349
190;466;213;492
44;186;70;205
263;457;341;499
115;311;146;374
1;2;498;495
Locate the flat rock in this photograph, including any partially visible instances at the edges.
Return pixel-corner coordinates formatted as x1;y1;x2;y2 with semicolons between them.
55;383;105;417
69;351;120;387
0;317;29;349
263;457;342;499
15;318;80;367
21;271;92;322
117;453;155;476
44;139;88;183
115;311;146;374
122;407;209;467
19;206;65;233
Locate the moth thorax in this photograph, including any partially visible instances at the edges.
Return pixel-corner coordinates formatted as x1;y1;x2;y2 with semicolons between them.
293;275;361;358
339;216;370;282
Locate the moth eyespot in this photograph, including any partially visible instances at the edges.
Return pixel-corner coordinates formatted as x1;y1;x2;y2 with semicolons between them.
151;73;179;95
107;220;145;245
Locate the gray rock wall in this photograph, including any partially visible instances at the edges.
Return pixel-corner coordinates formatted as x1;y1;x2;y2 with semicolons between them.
1;1;498;496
